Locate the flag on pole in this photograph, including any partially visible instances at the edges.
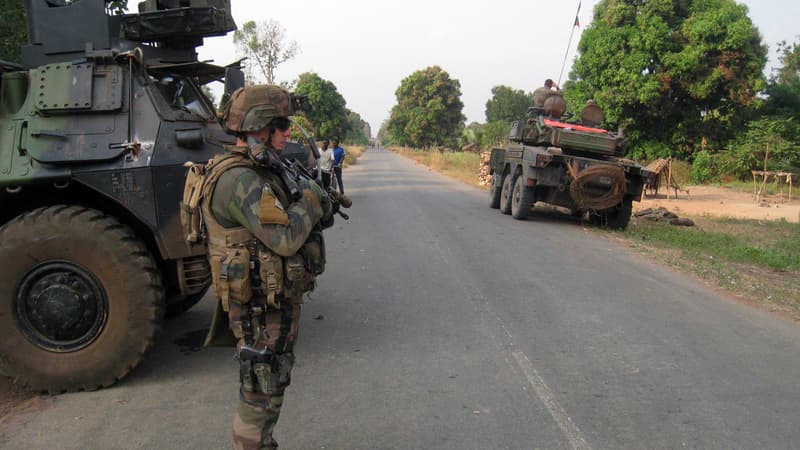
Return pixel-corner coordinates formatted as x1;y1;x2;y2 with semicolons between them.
574;1;581;27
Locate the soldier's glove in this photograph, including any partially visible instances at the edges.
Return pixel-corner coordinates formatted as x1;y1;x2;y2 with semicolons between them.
299;179;332;222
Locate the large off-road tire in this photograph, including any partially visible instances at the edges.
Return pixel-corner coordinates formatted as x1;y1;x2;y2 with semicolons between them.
598;196;634;230
499;172;515;215
511;176;536;220
489;174;503;209
0;206;164;393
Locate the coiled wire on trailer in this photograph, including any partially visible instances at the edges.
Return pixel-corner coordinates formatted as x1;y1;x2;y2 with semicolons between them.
567;163;626;210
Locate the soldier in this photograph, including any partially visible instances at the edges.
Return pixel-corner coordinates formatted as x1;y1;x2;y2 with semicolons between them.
533;78;561;107
200;84;331;449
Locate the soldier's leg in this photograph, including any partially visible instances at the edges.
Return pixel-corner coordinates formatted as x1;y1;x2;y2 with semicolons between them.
232;301;301;450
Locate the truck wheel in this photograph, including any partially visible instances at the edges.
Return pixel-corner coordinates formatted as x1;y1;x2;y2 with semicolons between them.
489;174;503;209
499;172;514;215
601;197;633;230
511;176;535;220
0;206;164;393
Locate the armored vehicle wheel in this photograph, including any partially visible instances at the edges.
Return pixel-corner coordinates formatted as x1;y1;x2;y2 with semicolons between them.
489;175;503;209
511;176;535;220
499;173;514;215
598;197;633;230
0;206;164;393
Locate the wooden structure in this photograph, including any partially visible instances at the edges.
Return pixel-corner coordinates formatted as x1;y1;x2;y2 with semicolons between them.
643;158;690;199
751;170;795;203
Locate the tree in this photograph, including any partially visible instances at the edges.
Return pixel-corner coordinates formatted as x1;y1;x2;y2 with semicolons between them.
764;39;800;120
485;85;532;123
387;66;465;149
566;0;767;159
233;20;299;84
774;39;800;86
344;110;369;145
724;116;798;179
293;72;349;140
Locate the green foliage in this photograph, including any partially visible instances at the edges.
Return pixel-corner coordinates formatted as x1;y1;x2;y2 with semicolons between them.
764;40;800;120
567;0;767;156
1;0;27;63
481;121;510;149
629;140;672;161
294;72;349;140
459;123;483;149
485;85;532;123
774;40;800;86
626;218;800;272
344;110;369;145
726;116;798;177
691;150;713;183
387;66;465;149
233;20;299;84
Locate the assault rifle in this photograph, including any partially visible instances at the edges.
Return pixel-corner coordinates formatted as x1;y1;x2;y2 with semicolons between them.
251;144;352;222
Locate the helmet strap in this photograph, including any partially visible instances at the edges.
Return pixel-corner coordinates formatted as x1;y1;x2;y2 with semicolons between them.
246;135;265;149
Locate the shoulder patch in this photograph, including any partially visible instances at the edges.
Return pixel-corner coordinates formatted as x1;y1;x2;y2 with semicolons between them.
258;185;289;225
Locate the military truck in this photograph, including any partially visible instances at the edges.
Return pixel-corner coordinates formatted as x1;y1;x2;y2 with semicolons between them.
0;0;244;392
488;97;652;229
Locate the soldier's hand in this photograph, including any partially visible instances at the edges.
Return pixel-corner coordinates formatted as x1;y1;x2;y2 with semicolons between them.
300;179;332;221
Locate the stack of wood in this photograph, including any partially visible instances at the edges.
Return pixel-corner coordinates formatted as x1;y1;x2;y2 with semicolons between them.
478;150;492;186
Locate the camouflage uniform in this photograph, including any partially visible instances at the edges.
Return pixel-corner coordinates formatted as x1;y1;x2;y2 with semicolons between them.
533;79;560;108
200;85;329;449
533;86;559;107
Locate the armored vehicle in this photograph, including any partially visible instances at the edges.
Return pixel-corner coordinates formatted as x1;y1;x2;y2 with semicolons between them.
0;0;243;392
488;97;652;228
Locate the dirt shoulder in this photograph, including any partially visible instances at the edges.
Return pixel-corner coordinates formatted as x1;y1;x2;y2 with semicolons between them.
0;377;47;444
625;185;799;323
636;185;799;223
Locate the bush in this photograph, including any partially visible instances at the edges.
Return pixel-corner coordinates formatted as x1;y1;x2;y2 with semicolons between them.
691;150;713;183
630;140;672;161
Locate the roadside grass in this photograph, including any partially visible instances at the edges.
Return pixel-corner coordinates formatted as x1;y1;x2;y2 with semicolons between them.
393;148;800;320
343;145;364;167
390;147;483;187
616;216;800;320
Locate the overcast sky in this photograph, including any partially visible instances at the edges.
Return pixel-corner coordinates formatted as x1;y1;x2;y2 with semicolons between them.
198;0;799;136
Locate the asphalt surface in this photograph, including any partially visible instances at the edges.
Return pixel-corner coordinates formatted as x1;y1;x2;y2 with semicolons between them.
3;148;800;449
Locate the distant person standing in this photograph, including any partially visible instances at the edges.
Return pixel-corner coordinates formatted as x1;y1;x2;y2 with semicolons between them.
318;138;334;189
332;139;346;194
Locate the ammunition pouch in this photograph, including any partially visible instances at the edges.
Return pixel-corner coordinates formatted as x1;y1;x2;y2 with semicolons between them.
239;347;295;394
283;254;314;298
210;246;252;311
283;230;325;297
257;246;284;308
180;162;207;243
301;230;326;276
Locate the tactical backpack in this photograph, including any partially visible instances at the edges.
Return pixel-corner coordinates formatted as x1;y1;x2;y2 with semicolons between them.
180;148;251;245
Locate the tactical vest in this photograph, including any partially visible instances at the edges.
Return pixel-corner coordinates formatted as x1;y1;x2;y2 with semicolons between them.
183;146;318;314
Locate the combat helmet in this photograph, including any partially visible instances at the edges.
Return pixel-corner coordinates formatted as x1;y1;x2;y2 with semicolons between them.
223;85;299;134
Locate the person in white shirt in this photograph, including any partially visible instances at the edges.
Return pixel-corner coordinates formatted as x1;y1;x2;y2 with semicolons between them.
318;138;334;189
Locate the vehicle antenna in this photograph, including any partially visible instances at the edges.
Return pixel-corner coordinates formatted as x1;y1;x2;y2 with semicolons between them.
558;0;582;87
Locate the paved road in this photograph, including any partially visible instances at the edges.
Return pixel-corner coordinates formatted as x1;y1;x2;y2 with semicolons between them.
4;149;800;449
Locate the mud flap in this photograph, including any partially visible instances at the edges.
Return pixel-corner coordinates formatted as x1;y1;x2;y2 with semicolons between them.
203;299;238;348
